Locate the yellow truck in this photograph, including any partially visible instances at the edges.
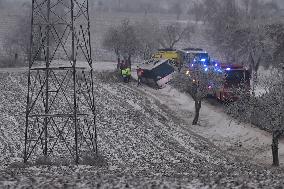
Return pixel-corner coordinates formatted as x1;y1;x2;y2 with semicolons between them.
151;49;181;63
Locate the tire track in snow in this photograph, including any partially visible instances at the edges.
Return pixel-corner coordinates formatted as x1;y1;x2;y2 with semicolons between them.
95;74;231;173
97;83;193;171
121;80;236;164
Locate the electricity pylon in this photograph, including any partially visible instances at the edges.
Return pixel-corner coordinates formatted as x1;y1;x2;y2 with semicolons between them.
24;0;97;164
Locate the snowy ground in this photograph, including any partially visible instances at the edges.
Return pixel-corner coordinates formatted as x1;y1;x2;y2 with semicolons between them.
142;83;284;167
132;65;284;165
0;62;284;188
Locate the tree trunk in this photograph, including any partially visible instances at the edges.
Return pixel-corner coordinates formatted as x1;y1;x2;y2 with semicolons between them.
177;13;180;20
144;9;147;16
251;68;258;97
14;53;18;65
117;56;120;70
272;131;280;166
250;52;261;97
118;0;121;9
123;56;127;66
192;100;201;125
128;55;131;69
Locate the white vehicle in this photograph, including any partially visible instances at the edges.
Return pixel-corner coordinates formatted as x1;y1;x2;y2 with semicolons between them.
138;59;175;88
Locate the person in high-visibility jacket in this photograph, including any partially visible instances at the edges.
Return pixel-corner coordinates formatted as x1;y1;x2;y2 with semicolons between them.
125;67;131;82
121;68;128;82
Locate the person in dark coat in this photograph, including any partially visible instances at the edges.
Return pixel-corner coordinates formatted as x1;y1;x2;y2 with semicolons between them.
137;67;144;86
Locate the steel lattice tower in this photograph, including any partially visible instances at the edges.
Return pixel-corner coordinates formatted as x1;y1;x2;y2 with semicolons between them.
24;0;97;164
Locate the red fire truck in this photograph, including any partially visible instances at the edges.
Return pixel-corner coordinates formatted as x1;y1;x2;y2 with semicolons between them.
214;64;250;101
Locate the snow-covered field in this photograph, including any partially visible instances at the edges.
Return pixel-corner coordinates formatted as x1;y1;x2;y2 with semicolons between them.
0;62;284;188
0;5;284;188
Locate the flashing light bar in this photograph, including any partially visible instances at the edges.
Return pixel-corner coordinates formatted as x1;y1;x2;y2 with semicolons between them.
226;68;231;71
201;58;206;62
205;68;208;71
215;63;218;67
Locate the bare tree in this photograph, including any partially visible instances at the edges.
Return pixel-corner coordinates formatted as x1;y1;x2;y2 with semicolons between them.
103;19;141;68
204;0;276;95
259;67;284;166
233;22;275;96
189;66;224;125
0;0;4;8
226;67;284;166
118;0;121;9
262;1;279;17
241;0;250;16
202;0;219;24
249;0;261;19
140;2;152;16
134;19;160;60
265;23;284;69
2;6;30;66
204;0;241;62
118;20;140;67
187;2;204;24
102;27;121;65
158;23;193;49
171;1;183;20
197;0;283;166
2;0;69;66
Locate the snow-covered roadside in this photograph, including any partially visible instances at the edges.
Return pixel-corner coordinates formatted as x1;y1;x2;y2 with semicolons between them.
2;62;284;188
5;60;279;167
128;64;284;167
138;82;284;167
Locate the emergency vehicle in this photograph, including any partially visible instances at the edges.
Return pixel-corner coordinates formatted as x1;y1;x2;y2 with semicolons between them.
178;48;210;69
214;64;250;101
184;60;250;101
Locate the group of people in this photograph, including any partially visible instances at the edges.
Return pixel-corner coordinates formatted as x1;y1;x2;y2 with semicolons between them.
119;60;131;83
118;60;144;86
